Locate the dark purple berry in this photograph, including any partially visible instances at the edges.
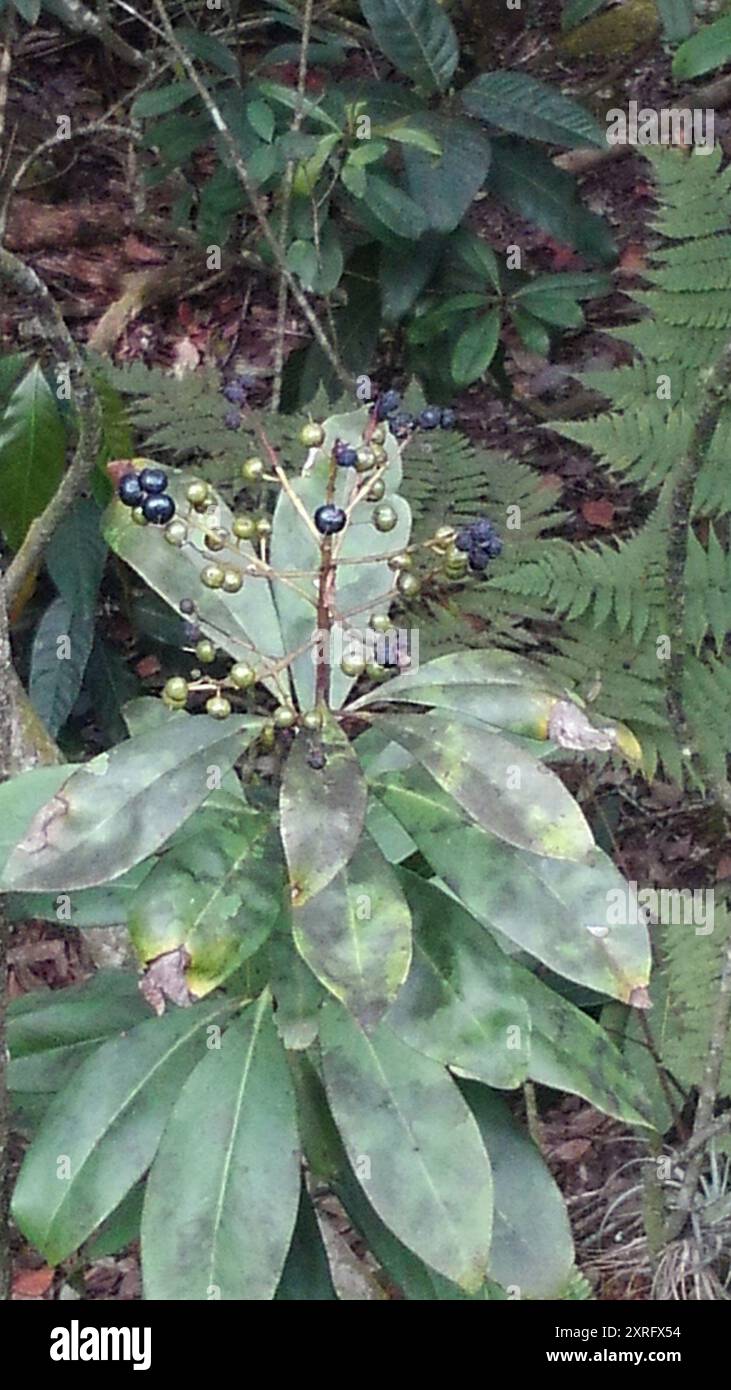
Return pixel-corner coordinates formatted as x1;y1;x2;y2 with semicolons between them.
440;408;456;430
455;529;473;552
389;412;415;439
223;381;247;406
118;473;144;507
375;389;401;420
180;598;196;615
418;406;442;430
335;442;358;468
183;622;203;643
224;410;241;431
142;494;176;525
314;504;347;536
138;466;168;495
468;547;490;573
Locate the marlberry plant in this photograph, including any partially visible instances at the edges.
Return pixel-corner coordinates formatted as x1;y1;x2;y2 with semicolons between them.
1;403;653;1300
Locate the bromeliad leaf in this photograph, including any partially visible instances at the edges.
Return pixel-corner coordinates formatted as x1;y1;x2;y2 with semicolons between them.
292;834;412;1030
377;768;651;1006
141;994;301;1300
280;713;367;907
377;710;594;861
1;716;261;892
12;995;236;1264
319;1000;493;1292
387;872;529;1088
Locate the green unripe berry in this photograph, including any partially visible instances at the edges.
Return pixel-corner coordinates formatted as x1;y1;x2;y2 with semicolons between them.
274;704;296;729
165;519;188;547
435;525;455;547
372;444;388;467
255;518;272;538
232;515;256;540
398;571;421;599
356;446;375;473
366;477;385;502
163;676;189;704
365;661;388;680
370;613;392;634
370;424;386;445
195;639;216;664
388;551;412;571
230;662;256;689
186;480;209;507
242;457;265;483
132;506;147;526
206;695;232;720
302;709;323;731
260;721;276;749
200;563;225;589
340;652;365;678
300;422;325;448
373;504;397;533
204;528;227;552
222;567;243;593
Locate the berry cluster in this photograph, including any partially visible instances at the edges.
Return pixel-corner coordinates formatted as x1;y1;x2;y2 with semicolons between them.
221;372;256;431
368;390;456;440
455;518;503;573
118;466;175;525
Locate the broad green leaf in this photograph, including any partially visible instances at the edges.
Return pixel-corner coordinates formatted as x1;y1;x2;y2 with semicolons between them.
85;1184;144;1260
319;1000;493;1291
516;292;584;329
511;306;551;357
673;14;731;79
387;873;529;1087
247;98;275;142
377;767;652;1005
129;817;282;997
460;1084;576;1298
561;0;605;30
12;0;41;25
360;0;459;92
657;0;694;43
0;765;71;877
47;496;107;618
451;228;502;290
287;238;320;290
7;860;154;929
131;81;197;119
362;172;428;240
102;469;286;693
293;834;412;1029
270;918;324;1050
12;995;235;1264
175;24;238;75
461;71;604;149
275;1182;337;1299
0;350;28;408
377;710;594;860
451;308;501;386
258;80;343;132
0;363;66;551
8;971;149;1094
29;597;93;736
83;638;139;742
379;235;444;323
1;716;261;891
380;122;442;154
521;970;653;1125
489;139;616;265
407;293;491;346
350;648;569;725
311;221;344;296
402;115;491;233
280;713;367;906
141;995;300;1300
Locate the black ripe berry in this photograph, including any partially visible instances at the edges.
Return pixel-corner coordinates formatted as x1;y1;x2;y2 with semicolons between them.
138;466;168;495
440;408;456;430
455;517;503;573
180;598;196;615
224;410;241;431
143;494;176;525
334;440;358;468
118;473;144;507
222;381;247;406
375;389;401;420
418;406;442;430
314;504;347;536
389;411;415;439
